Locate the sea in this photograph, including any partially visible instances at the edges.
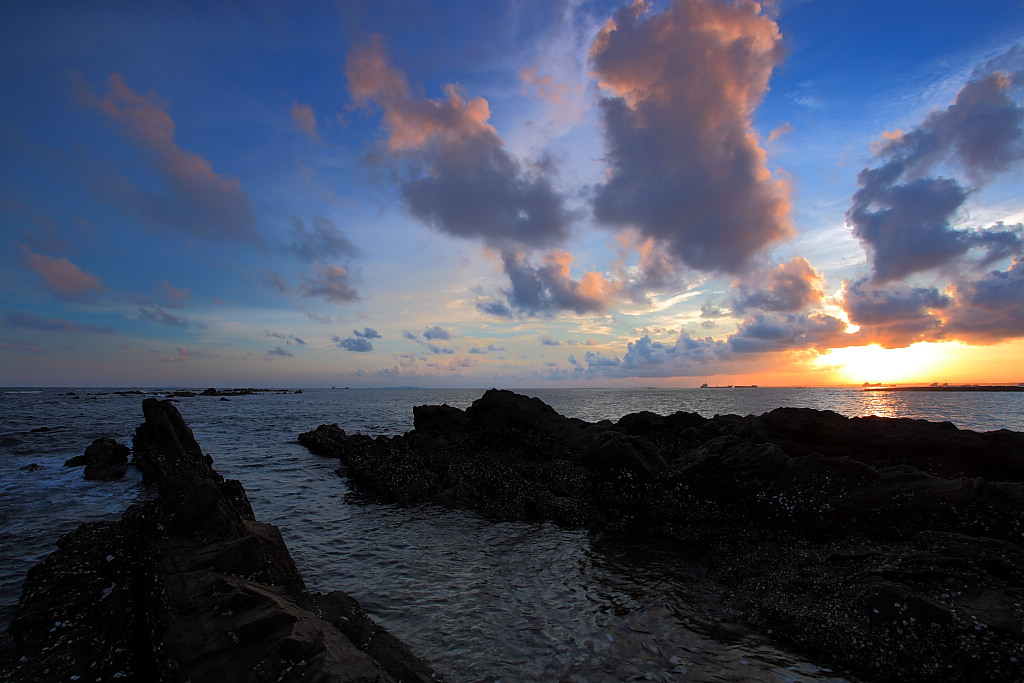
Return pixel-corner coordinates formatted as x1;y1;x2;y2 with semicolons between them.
2;386;1023;682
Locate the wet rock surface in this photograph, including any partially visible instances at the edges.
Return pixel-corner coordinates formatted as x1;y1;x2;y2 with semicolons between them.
0;398;442;683
300;388;1024;682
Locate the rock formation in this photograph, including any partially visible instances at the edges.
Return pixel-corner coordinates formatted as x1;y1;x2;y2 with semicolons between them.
63;436;131;480
0;398;442;683
300;388;1024;682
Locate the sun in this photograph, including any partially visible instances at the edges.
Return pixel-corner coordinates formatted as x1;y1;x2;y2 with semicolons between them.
817;342;954;385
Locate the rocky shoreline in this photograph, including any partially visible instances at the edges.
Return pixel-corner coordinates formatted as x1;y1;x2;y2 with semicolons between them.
0;399;442;683
299;389;1024;682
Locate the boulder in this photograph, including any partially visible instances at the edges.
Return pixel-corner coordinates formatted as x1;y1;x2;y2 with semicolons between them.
63;436;131;480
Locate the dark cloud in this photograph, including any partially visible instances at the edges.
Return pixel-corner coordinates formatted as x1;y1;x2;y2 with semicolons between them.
468;343;505;354
353;327;382;339
288;216;359;262
733;258;825;314
267;347;293;357
80;74;260;244
426;343;454;355
5;310;113;334
347;36;573;251
589;0;792;274
842;278;950;347
476;300;514;318
728;312;848;354
848;51;1024;282
540;334;561;346
943;258;1024;343
333;335;373;352
138;305;191;327
300;264;359;303
422;326;451;340
500;251;619;316
401;329;420;342
264;330;306;345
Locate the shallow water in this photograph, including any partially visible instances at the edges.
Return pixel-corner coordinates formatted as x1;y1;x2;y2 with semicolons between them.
3;387;1021;680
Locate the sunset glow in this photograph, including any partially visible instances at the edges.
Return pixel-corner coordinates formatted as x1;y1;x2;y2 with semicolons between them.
2;1;1023;387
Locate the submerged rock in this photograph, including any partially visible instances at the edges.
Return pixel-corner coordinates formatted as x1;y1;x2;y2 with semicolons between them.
301;388;1024;682
1;398;443;683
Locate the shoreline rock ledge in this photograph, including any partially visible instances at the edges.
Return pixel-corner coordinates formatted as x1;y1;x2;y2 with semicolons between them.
300;389;1024;683
0;398;442;683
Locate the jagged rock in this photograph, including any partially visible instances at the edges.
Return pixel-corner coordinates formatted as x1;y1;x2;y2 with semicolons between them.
1;399;443;683
298;423;347;457
299;389;1024;683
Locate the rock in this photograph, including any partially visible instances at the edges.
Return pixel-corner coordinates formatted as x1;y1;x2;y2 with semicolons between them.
1;399;444;683
298;390;1024;683
63;436;131;480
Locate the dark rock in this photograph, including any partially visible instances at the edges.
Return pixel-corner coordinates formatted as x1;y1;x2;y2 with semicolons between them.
298;390;1024;683
1;399;443;683
20;463;42;472
63;436;131;480
29;426;50;433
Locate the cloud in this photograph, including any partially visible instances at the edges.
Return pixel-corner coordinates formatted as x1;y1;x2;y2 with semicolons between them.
19;246;105;300
848;51;1024;282
81;74;260;243
0;340;42;353
500;251;620;316
160;281;190;302
264;330;306;345
353;327;382;339
138;305;192;326
476;300;514;318
427;343;454;355
261;271;292;294
768;122;795;142
300;264;359;303
288;216;359;262
842;278;950;348
401;329;420;342
290;101;319;142
346;35;573;251
540;334;562;346
589;0;792;274
578;332;731;378
267;346;293;357
422;325;450;340
943;258;1024;343
733;257;825;313
5;310;113;334
728;312;848;353
333;335;373;352
468;343;505;354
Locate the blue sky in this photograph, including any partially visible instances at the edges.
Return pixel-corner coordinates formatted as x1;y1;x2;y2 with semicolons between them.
2;0;1024;388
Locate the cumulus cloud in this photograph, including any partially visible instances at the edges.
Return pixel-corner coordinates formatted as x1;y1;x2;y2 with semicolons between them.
81;74;259;243
267;346;293;357
848;51;1024;282
540;334;562;346
288;216;359;262
842;278;950;347
353;327;382;339
346;35;573;251
300;264;359;303
589;0;792;274
732;257;825;313
333;334;374;352
290;101;319;142
422;325;451;340
19;246;105;300
728;312;848;353
499;251;620;316
5;310;113;334
943;258;1024;343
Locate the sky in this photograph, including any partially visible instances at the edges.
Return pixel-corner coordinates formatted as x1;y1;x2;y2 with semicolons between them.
2;0;1024;388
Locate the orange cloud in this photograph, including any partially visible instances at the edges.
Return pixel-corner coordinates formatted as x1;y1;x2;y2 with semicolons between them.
81;74;259;243
589;0;792;274
290;101;319;142
20;245;104;299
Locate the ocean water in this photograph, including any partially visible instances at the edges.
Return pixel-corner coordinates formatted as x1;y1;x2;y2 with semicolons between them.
3;386;1023;681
